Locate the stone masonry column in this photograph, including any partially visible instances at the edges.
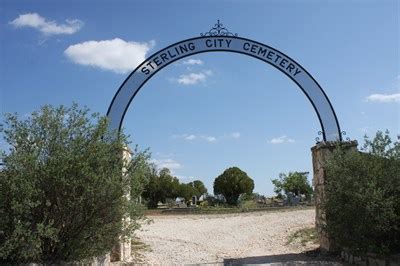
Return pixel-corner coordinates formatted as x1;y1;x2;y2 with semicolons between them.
311;140;358;252
110;146;133;263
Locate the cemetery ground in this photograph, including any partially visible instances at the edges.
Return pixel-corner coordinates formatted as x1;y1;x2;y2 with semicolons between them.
133;208;343;265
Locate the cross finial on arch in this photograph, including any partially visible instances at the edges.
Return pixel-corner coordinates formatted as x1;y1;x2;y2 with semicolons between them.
201;20;238;37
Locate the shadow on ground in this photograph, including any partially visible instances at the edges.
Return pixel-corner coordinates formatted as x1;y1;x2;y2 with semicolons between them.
223;249;344;265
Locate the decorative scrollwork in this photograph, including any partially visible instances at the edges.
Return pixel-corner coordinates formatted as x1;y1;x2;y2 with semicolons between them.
315;131;324;143
201;20;238;37
341;131;351;141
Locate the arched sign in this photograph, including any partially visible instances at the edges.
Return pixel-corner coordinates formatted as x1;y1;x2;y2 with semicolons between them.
107;21;342;142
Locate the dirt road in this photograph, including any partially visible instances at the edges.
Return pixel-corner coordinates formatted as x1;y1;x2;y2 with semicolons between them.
134;208;342;265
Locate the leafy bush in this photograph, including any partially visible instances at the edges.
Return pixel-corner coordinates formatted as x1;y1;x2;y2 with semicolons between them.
240;200;257;210
203;194;226;207
0;104;149;263
199;201;209;208
324;130;400;255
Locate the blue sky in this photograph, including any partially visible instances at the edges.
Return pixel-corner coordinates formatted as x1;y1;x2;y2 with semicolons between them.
1;0;399;196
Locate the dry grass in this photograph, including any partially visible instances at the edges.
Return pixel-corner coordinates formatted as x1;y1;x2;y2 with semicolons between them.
287;226;318;246
131;237;151;263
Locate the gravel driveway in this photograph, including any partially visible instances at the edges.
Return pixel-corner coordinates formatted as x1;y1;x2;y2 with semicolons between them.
135;208;343;265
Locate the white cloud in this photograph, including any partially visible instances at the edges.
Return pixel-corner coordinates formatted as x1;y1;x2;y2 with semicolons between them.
366;93;400;103
64;38;155;73
177;70;212;85
10;13;83;35
230;132;241;139
185;134;196;140
182;59;203;65
175;175;195;181
177;73;206;85
172;133;217;142
205;136;216;142
150;158;182;171
172;134;196;141
269;135;295;144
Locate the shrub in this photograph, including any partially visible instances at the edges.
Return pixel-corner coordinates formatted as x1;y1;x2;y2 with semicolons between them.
324;130;400;256
240;200;257;210
199;201;209;208
0;104;149;263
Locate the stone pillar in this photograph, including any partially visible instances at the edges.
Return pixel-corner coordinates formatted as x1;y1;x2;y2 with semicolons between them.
311;140;358;252
110;146;133;262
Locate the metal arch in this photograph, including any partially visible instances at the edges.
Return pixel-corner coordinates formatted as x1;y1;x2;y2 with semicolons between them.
107;36;342;142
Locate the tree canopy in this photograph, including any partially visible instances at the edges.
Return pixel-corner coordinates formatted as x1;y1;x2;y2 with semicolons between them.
187;180;207;199
271;172;313;199
142;167;207;207
213;167;254;205
0;104;149;263
324;130;400;255
142;167;179;208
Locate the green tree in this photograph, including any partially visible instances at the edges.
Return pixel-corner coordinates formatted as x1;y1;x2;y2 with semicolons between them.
0;104;148;263
159;168;180;200
129;146;152;203
187;180;208;199
271;172;313;199
141;166;162;208
178;183;196;202
324;130;400;255
142;167;180;208
213;167;254;205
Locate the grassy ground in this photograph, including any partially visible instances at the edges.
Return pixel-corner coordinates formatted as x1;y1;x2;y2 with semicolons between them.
144;205;315;216
287;226;318;246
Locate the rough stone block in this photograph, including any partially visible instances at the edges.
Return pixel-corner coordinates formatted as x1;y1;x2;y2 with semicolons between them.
368;257;375;265
376;259;386;266
355;260;367;266
354;256;362;263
